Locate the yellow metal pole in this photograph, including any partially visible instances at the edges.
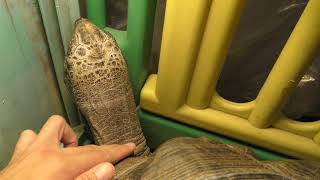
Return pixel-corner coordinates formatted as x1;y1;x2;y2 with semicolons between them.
273;116;320;138
141;83;320;160
187;0;246;109
156;0;211;112
249;0;320;128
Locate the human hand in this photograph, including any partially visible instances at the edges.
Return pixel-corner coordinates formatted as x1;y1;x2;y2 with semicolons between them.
0;115;135;180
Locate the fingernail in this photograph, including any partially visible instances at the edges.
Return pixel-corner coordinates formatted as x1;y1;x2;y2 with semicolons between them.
125;142;136;150
95;163;115;180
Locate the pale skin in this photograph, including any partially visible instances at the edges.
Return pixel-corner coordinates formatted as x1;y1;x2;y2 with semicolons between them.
0;115;136;180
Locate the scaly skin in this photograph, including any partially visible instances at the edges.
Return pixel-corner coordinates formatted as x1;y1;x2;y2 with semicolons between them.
64;18;149;156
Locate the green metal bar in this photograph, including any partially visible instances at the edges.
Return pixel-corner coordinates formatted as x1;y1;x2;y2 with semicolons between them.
126;0;157;103
88;0;156;103
138;108;288;161
86;0;107;28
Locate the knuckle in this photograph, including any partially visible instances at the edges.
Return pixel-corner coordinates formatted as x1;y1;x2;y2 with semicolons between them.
20;129;36;137
48;115;66;125
15;130;37;151
85;145;111;160
37;148;54;157
97;147;110;156
104;152;111;161
84;144;105;155
86;145;98;151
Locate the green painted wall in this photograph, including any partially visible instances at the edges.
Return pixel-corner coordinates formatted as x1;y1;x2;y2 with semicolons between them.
0;0;66;168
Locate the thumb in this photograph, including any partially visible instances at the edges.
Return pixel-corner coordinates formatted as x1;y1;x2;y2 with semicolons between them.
75;162;115;180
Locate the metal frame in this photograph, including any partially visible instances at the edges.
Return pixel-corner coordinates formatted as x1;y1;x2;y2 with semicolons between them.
140;0;320;160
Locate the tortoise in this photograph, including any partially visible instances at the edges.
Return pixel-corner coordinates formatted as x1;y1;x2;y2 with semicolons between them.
64;18;320;179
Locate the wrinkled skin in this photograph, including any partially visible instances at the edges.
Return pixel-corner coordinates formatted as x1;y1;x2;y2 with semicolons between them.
64;18;149;156
65;19;320;180
115;137;320;179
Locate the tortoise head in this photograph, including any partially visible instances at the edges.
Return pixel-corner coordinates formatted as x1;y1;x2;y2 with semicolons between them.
64;18;123;90
66;18;117;65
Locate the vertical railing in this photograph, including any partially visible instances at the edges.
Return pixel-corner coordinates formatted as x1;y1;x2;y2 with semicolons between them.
249;0;320;128
140;0;320;160
86;0;106;28
126;0;156;103
155;0;211;112
187;0;246;109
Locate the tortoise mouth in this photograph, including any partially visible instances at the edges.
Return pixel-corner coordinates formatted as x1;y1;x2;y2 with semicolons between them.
74;18;89;25
74;18;99;34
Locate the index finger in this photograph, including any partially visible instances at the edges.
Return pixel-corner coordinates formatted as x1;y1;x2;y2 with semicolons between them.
62;143;135;176
65;143;136;164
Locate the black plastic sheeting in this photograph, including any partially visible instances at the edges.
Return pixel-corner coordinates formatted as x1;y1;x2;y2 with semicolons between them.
216;0;320;121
